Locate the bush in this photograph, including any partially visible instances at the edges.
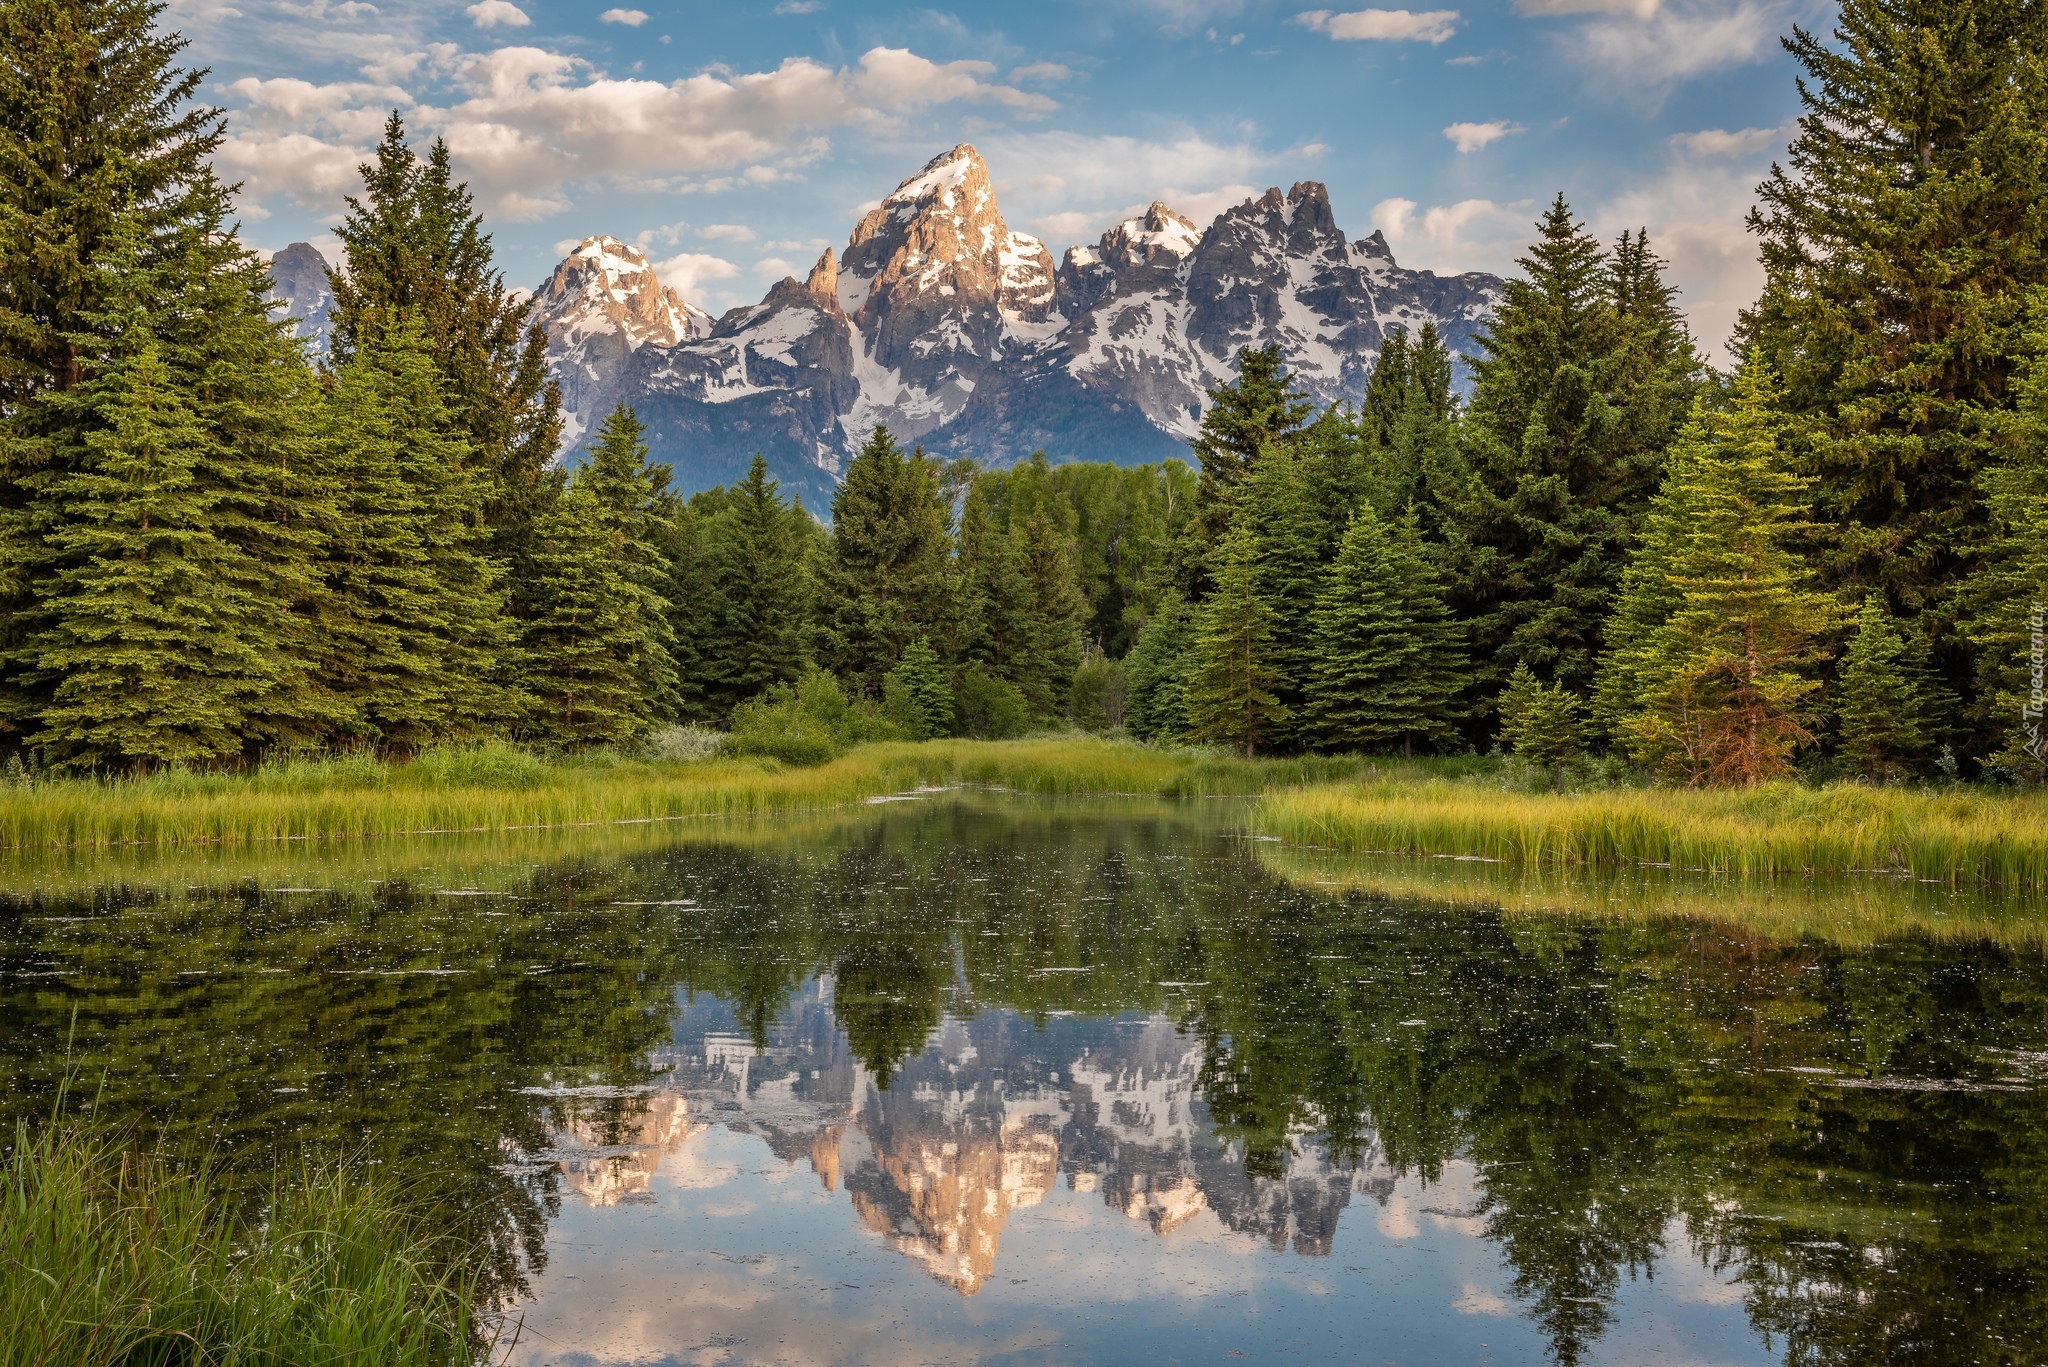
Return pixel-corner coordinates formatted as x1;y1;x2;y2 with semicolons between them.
954;664;1031;740
1070;653;1127;733
727;670;904;766
400;741;547;790
881;638;955;740
643;724;726;762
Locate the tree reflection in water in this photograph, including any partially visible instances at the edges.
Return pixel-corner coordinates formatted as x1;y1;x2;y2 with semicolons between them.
2;794;2046;1364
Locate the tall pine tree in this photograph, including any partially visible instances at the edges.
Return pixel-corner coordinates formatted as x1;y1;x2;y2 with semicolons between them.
1190;345;1313;552
700;452;809;713
1186;527;1288;757
1836;593;1928;781
816;426;954;693
520;479;658;744
1124;589;1196;744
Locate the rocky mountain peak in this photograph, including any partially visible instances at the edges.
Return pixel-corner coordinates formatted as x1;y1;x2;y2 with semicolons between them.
804;248;843;313
263;242;334;354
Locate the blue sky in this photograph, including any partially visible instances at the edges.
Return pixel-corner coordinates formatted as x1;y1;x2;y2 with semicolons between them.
189;0;1833;353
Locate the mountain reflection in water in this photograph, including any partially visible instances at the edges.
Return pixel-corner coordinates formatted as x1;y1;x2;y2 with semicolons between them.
4;793;2048;1365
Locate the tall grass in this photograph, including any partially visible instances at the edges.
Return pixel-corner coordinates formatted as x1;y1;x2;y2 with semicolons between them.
1256;777;2048;888
1;1123;483;1366
0;737;1372;853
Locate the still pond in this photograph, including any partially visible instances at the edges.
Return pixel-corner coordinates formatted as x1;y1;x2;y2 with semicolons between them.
3;793;2046;1365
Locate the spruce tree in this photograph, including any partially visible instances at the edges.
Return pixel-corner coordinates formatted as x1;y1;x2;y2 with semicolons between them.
571;405;678;720
699;452;808;713
317;317;513;748
1304;504;1466;755
816;426;954;693
1499;662;1584;784
519;480;653;744
1185;527;1288;756
1123;589;1196;743
1190;345;1313;548
20;339;274;768
1240;442;1325;749
1450;199;1702;710
1742;0;2048;707
955;481;1034;686
882;636;953;740
1015;509;1083;719
1837;593;1927;781
1604;363;1840;785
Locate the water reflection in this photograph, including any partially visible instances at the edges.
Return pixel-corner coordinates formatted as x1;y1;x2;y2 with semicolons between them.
2;795;2046;1364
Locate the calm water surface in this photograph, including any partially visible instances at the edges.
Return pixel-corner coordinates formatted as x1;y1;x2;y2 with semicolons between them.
4;793;2046;1366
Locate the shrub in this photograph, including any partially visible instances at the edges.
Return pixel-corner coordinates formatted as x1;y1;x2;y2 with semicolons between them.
954;664;1031;740
727;670;904;766
1070;653;1127;733
644;724;726;762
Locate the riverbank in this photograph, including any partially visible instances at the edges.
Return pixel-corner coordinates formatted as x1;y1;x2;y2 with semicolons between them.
1254;777;2048;888
2;1125;479;1365
0;738;1428;852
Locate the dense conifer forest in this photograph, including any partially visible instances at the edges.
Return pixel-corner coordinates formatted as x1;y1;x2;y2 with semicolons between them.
3;0;2045;786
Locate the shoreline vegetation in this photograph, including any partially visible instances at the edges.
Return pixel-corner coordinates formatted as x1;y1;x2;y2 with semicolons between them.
4;734;2046;892
2;1122;481;1365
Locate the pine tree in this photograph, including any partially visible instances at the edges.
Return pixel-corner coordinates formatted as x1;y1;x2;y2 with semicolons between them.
1239;442;1327;749
1124;589;1196;743
1604;363;1841;785
1837;593;1927;781
1015;509;1083;719
1304;504;1467;755
882;636;953;740
700;453;808;713
955;481;1034;684
1742;0;2048;709
1186;527;1288;757
19;339;276;768
816;426;954;693
519;481;654;744
1450;199;1702;711
1499;662;1584;784
317;317;513;748
570;405;679;719
1190;345;1313;549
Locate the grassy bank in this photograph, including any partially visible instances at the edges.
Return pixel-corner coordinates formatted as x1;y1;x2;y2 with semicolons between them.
0;738;1414;853
2;1125;481;1366
1255;777;2048;888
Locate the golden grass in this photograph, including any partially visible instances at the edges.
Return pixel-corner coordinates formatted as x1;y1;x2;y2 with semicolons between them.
1255;777;2048;888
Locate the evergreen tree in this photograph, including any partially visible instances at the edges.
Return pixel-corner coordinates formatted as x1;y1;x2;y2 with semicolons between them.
701;453;808;713
1742;0;2048;707
1450;199;1702;711
816;426;954;693
570;405;678;719
519;481;653;744
18;339;275;768
328;116;562;583
1499;662;1584;785
317;317;513;748
1603;364;1840;786
1837;593;1927;781
1190;345;1313;549
1304;504;1467;755
1015;509;1084;719
1186;527;1288;756
1240;442;1326;749
882;637;953;740
1966;297;2048;781
1124;589;1196;743
955;482;1034;689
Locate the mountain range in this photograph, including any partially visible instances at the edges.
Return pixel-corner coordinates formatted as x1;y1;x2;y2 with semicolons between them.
266;144;1504;508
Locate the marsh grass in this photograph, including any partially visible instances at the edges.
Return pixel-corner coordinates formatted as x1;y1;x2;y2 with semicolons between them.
1;1122;484;1366
1256;777;2048;888
0;737;1381;853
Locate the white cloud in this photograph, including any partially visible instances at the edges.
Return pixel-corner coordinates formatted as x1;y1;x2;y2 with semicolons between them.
1578;1;1776;80
219;45;1056;221
465;0;530;26
1295;8;1461;42
773;0;822;10
1009;61;1073;83
753;255;797;280
1672;124;1781;156
650;251;741;297
700;223;756;241
1443;119;1523;152
1370;196;1531;275
598;7;649;23
1515;0;1656;14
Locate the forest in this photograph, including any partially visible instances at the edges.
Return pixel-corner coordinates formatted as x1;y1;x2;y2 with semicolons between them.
3;0;2046;788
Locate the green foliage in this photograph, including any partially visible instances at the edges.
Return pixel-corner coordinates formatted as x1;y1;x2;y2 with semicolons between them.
881;637;954;741
1599;364;1841;786
953;663;1031;740
1014;510;1083;718
816;427;954;693
1240;443;1325;748
1450;198;1703;706
1124;589;1197;743
1069;652;1127;733
1837;594;1929;781
1742;0;2048;702
1186;528;1289;756
1190;345;1314;550
1304;504;1467;755
518;482;658;744
727;669;904;766
696;453;809;715
1499;662;1584;781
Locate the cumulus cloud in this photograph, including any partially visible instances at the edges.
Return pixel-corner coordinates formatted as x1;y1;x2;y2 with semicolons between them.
598;7;648;22
699;223;755;240
1009;61;1074;83
465;0;530;26
1295;8;1461;42
1443;119;1523;152
773;0;822;11
650;250;742;297
1576;1;1777;81
1515;0;1656;15
219;45;1056;221
1672;124;1782;156
752;255;797;280
1370;196;1531;275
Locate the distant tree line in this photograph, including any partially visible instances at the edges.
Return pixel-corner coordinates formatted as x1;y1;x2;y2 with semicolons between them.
2;0;2046;785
